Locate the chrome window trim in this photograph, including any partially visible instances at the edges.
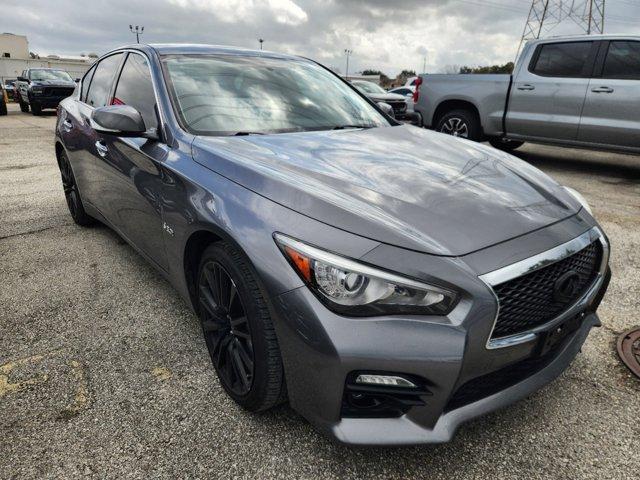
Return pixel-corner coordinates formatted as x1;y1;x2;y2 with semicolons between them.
479;226;609;349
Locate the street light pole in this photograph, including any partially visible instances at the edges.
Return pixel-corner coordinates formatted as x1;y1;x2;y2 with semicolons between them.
129;25;144;44
259;38;264;50
344;49;353;80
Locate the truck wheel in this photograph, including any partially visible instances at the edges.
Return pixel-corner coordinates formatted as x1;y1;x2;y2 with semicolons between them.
19;98;29;113
31;103;42;116
0;99;7;116
435;109;481;141
489;138;524;152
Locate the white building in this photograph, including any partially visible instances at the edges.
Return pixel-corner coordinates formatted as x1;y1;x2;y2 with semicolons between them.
0;33;95;84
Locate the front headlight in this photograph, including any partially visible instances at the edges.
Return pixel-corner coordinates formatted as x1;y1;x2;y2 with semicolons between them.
563;186;592;215
274;233;458;316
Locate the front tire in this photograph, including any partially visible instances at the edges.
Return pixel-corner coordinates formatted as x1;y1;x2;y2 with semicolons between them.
58;151;94;226
435;109;482;141
19;97;29;113
31;102;42;115
197;242;285;412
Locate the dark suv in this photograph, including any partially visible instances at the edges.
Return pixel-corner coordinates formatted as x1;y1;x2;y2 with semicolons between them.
15;68;77;115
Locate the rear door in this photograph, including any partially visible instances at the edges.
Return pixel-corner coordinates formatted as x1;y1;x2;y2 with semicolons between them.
577;40;640;149
506;41;598;140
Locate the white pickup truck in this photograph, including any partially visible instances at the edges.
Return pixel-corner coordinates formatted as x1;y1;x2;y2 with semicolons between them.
414;35;640;153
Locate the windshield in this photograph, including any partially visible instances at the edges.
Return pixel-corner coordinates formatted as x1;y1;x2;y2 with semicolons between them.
30;70;73;82
161;54;389;135
352;81;386;94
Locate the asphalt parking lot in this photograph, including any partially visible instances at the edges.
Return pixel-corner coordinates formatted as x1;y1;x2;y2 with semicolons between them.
1;102;639;479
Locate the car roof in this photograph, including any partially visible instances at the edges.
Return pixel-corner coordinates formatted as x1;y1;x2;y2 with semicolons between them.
529;34;640;45
104;43;305;62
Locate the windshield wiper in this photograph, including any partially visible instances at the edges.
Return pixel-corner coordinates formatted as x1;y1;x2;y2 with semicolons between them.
232;131;265;136
331;125;375;130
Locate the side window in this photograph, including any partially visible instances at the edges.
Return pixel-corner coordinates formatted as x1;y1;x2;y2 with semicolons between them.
80;65;96;103
602;41;640;80
531;42;593;77
85;53;123;108
112;53;158;130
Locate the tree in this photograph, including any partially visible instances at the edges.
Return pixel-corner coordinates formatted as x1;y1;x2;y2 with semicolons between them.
361;69;390;84
459;62;514;74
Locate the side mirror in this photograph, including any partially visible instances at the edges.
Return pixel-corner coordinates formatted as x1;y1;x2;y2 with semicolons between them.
91;105;151;137
377;101;395;119
17;76;29;82
75;78;81;83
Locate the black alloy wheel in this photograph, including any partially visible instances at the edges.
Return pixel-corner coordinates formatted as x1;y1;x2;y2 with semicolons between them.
196;242;286;412
58;151;93;226
199;260;255;397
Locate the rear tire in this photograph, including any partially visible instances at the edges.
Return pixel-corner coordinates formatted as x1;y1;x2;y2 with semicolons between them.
435;109;482;141
489;138;524;152
196;242;286;412
58;151;94;226
0;99;6;116
31;102;42;116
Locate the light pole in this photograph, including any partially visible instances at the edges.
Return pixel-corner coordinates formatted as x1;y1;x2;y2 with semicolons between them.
259;38;264;50
129;25;144;44
344;49;353;80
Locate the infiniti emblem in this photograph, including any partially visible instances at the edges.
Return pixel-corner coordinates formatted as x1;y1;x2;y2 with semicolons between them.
554;270;582;302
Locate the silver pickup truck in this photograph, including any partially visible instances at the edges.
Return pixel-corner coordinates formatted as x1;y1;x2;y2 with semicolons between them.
414;35;640;153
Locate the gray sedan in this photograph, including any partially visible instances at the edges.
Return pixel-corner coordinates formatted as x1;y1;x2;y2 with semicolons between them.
55;43;610;446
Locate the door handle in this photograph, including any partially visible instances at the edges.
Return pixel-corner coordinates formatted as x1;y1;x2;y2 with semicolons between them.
95;140;108;157
591;86;614;93
62;120;73;132
517;84;535;91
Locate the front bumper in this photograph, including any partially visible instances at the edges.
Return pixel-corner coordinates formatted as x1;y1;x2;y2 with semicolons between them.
270;223;610;445
29;94;70;108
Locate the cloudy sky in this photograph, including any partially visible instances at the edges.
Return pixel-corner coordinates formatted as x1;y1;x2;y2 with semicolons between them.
6;0;640;75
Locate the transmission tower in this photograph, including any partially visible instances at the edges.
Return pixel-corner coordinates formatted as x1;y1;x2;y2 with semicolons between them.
516;0;606;60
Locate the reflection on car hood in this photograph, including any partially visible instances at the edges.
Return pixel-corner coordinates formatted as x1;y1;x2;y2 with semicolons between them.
193;125;577;256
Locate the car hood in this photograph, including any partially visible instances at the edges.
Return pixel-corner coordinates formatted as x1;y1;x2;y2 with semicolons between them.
30;80;75;87
364;92;405;102
193;125;578;256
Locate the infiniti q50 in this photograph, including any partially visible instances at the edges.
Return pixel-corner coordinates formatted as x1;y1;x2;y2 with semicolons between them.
55;44;610;445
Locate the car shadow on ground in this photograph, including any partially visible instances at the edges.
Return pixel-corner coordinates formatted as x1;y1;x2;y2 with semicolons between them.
511;144;640;184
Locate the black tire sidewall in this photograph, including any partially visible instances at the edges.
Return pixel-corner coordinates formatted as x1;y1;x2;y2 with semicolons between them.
59;151;93;226
436;109;482;141
197;243;283;411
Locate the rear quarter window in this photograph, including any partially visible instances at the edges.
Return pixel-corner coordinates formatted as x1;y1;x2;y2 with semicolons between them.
530;42;593;77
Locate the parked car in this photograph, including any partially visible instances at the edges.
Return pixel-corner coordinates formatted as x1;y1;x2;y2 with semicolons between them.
414;34;640;153
0;83;7;116
15;68;77;115
388;86;415;111
351;80;410;119
56;44;610;446
3;79;16;100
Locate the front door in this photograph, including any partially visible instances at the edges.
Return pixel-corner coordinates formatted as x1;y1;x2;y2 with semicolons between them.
506;41;597;141
94;52;169;270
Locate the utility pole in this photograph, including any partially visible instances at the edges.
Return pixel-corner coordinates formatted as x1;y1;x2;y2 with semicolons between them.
259;38;264;50
516;0;605;60
344;49;353;80
422;54;427;74
129;25;144;44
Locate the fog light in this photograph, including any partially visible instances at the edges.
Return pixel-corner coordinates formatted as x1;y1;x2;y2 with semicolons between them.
355;374;417;388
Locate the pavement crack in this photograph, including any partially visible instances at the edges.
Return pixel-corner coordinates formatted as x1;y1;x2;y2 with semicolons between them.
0;223;74;240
